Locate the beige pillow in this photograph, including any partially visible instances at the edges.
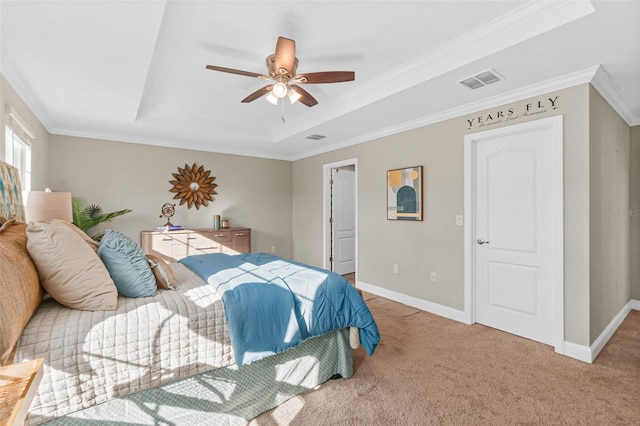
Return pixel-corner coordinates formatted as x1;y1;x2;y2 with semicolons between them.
0;219;44;365
49;219;99;252
26;221;118;311
147;254;176;290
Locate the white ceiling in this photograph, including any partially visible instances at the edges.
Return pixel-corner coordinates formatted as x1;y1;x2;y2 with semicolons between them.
1;1;639;160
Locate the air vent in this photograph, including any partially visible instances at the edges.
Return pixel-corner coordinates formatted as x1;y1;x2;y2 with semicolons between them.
306;134;326;141
460;69;504;90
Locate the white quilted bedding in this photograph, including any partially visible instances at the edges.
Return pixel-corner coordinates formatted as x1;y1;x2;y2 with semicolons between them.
14;264;235;425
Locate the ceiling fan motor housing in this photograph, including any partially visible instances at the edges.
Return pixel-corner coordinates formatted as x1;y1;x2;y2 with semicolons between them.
267;54;298;78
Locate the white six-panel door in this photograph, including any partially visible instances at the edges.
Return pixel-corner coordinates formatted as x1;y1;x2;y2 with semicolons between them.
466;116;563;349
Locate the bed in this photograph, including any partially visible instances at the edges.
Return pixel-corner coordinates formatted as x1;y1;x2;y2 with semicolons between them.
0;213;379;424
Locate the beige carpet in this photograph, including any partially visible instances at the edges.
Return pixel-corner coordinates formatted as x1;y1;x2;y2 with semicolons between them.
251;293;640;425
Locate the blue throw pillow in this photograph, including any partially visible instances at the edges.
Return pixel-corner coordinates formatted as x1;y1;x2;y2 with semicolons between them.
98;229;157;298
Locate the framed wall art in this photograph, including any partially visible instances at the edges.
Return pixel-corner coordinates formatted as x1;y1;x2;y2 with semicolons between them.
387;165;423;221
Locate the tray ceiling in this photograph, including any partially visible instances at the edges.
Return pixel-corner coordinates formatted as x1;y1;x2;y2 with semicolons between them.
1;1;638;160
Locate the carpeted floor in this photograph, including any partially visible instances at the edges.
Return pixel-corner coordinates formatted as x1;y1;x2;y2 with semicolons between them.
251;292;640;425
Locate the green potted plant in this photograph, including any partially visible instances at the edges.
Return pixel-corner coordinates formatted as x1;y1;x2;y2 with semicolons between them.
72;196;132;241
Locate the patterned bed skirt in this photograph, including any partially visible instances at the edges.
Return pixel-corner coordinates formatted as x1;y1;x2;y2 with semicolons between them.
44;328;353;425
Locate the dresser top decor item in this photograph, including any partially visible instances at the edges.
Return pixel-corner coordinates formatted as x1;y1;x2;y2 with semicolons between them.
159;202;176;227
169;163;217;210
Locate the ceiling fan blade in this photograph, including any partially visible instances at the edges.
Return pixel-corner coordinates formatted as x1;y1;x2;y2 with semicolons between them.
206;65;265;79
241;85;273;103
274;37;296;75
289;84;318;107
294;71;355;84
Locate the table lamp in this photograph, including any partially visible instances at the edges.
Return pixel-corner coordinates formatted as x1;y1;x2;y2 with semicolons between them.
25;189;73;222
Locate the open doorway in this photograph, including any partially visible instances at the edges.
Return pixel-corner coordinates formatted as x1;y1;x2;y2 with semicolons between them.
323;159;358;280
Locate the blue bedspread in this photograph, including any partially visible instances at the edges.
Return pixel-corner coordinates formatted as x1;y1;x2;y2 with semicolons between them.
179;252;380;366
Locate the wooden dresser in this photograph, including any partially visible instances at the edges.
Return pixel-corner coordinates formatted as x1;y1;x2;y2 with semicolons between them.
140;227;251;263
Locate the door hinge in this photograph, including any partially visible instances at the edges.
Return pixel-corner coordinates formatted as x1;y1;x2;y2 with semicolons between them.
329;217;333;224
329;256;333;262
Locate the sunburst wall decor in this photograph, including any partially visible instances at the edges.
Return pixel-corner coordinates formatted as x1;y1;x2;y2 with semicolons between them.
169;163;217;210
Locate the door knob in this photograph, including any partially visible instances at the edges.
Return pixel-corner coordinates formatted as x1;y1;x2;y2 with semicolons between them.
477;239;490;245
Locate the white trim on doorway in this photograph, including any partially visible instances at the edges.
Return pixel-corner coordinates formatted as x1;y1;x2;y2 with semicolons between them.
463;115;565;354
322;158;359;272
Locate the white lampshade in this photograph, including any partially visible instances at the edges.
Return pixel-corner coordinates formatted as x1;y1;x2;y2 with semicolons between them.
266;92;279;105
287;88;301;104
272;82;288;98
25;190;73;222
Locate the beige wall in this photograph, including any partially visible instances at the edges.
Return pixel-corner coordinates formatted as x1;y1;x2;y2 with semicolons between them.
631;125;640;300
0;75;50;190
5;64;638;349
48;135;293;256
588;87;632;341
293;84;593;345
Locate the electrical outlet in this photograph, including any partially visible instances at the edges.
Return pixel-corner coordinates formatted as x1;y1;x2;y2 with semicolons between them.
430;272;437;282
270;245;276;253
456;215;463;226
393;264;399;274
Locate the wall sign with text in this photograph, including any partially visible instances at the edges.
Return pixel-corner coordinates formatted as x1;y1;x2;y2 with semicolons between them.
465;96;559;130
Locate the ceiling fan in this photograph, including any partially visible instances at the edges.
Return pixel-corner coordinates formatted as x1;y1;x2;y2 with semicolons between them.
205;36;355;107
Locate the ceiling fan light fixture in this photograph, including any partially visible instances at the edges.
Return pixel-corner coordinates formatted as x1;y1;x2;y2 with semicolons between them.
206;36;354;108
265;92;279;105
287;88;301;104
272;82;288;98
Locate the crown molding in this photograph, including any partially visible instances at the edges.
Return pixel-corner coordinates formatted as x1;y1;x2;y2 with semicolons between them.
590;66;639;126
276;0;596;144
0;56;54;132
49;126;290;161
292;66;600;161
53;63;637;162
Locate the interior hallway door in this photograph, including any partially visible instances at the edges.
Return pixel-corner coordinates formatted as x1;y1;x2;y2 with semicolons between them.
471;116;563;347
331;167;355;275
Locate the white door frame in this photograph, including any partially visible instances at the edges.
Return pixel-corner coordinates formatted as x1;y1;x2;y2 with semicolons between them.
463;116;565;354
323;158;358;273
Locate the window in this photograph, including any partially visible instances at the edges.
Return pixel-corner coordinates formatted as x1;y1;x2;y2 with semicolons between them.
3;107;33;192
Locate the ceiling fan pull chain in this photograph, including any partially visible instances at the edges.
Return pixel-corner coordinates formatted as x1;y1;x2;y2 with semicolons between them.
280;98;286;123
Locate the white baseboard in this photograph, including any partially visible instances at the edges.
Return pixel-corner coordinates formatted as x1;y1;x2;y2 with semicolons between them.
549;299;640;363
562;341;593;363
357;282;639;365
586;298;639;363
357;280;467;324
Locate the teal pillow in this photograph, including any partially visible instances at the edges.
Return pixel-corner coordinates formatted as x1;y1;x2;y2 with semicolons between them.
98;229;156;298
